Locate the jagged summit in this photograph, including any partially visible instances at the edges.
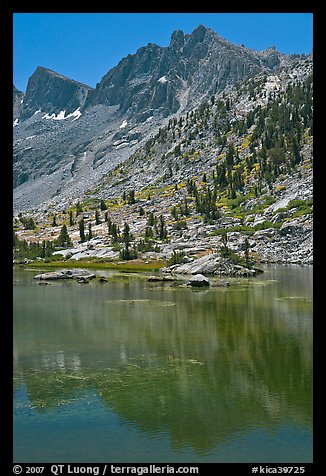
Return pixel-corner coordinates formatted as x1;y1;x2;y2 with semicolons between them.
169;29;185;49
19;66;93;120
84;24;287;119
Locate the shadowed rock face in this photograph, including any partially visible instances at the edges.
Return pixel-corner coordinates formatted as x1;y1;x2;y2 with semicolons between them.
13;85;24;120
20;66;93;120
84;25;284;118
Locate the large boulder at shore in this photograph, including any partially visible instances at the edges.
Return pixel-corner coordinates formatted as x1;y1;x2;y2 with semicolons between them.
186;274;210;287
162;253;260;277
34;269;96;280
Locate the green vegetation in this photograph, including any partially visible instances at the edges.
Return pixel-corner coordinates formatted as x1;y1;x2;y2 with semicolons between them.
13;233;54;261
137;240;160;253
167;250;185;266
87;222;93;240
210;220;282;237
18;215;36;230
275;198;313;217
120;222;138;260
144;212;168;241
122;189;136;205
56;224;72;247
78;218;85;243
69;210;74;226
219;230;252;268
75;201;83;216
51;214;57;227
26;259;166;272
173;219;188;230
186;179;220;222
100;200;107;211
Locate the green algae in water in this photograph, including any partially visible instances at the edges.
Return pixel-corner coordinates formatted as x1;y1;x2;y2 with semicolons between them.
13;265;313;463
104;298;176;307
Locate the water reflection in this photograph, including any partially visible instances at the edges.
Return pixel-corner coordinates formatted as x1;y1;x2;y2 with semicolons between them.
13;265;312;461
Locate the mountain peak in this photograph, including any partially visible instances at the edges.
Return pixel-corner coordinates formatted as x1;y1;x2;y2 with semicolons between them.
190;24;209;43
20;66;93;120
170;25;212;50
33;66;92;89
169;29;185;49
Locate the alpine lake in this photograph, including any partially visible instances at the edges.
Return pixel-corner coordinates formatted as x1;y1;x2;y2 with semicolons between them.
13;264;312;463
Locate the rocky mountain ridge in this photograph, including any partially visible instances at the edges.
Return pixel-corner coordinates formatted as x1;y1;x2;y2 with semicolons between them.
84;25;288;118
13;25;313;266
13;25;305;211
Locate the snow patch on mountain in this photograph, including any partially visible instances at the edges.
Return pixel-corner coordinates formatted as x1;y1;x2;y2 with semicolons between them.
158;76;168;84
120;120;128;129
42;108;82;121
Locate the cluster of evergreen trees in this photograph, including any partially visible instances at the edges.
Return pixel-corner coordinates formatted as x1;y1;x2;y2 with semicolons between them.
18;215;36;230
136;71;312;211
248;79;312;180
186;179;220;222
13;233;55;260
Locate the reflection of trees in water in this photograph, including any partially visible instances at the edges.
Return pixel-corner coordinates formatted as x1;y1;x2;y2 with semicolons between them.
13;271;312;454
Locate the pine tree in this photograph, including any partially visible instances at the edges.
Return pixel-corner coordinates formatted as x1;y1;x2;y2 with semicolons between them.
78;218;85;243
226;142;235;170
19;216;36;230
221;230;228;252
144;226;154;240
87;223;93;241
120;222;137;260
122;222;131;248
147;212;155;227
69;210;74;226
127;190;136;204
107;216;112;234
57;224;72;247
158;215;168;240
76;202;83;216
171;206;178;220
100;200;107;211
111;223;120;244
95;209;101;225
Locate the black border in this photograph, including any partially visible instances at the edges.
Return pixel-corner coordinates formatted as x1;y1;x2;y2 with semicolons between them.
2;2;320;474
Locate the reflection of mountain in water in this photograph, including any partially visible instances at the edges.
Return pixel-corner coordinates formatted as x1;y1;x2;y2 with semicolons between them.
13;267;312;454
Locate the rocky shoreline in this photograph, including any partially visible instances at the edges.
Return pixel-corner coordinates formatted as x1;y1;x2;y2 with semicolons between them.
161;253;263;277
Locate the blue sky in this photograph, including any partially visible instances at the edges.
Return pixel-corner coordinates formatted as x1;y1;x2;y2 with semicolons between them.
13;13;313;92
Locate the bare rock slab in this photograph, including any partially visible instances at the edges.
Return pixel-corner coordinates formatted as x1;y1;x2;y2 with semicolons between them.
186;274;210;287
34;269;96;280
